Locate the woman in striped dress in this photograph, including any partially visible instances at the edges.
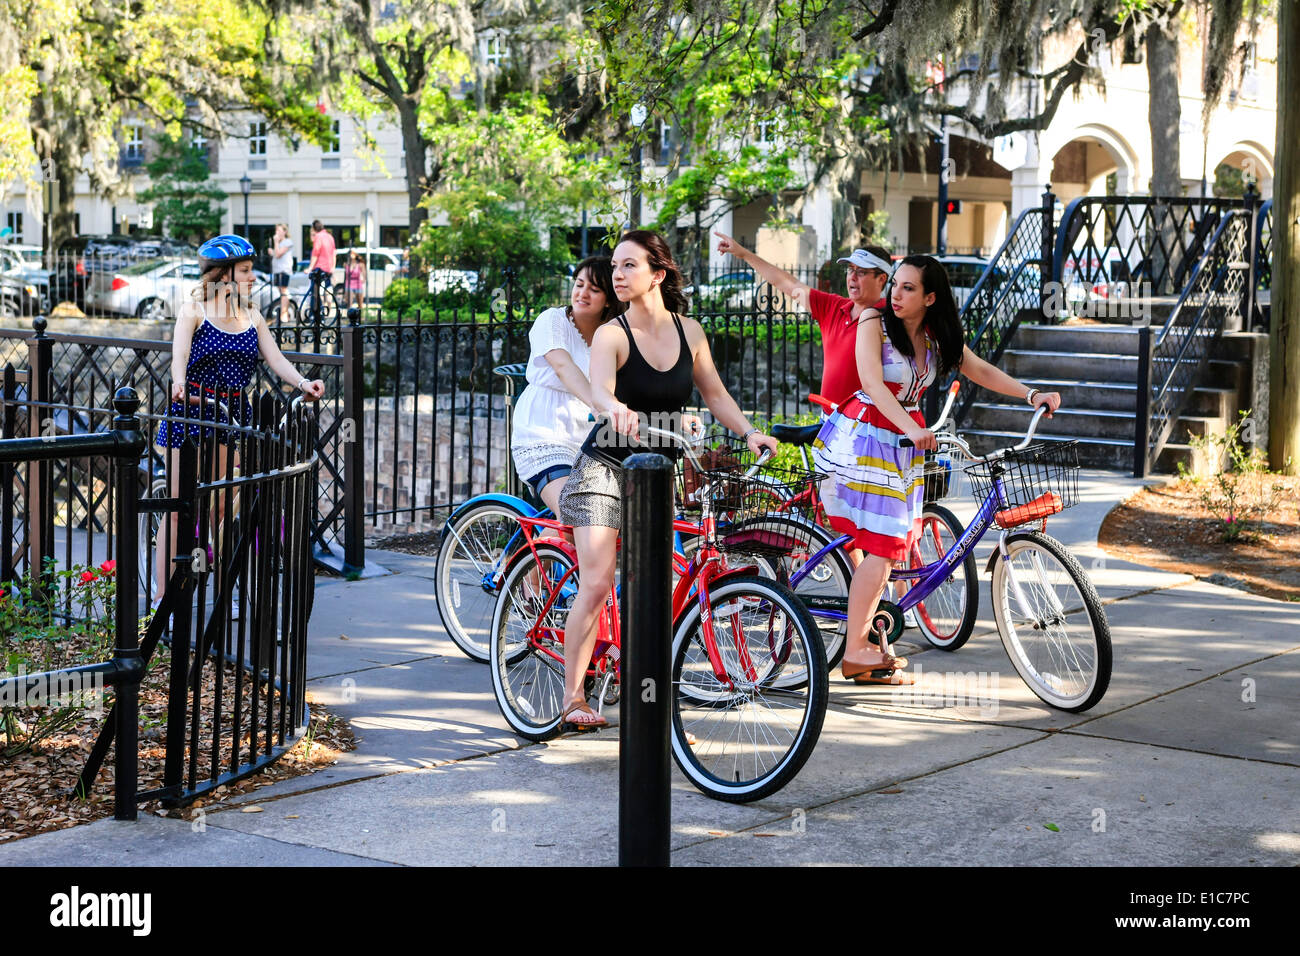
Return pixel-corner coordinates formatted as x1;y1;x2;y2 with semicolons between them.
813;255;1060;684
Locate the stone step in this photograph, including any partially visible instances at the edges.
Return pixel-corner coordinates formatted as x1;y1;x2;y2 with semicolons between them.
967;403;1137;440
1016;324;1143;355
1003;349;1140;382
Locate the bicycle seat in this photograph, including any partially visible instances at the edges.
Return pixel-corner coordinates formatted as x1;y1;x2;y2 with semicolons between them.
770;423;821;447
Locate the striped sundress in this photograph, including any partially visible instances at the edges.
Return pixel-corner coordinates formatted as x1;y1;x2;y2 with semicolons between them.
811;333;936;561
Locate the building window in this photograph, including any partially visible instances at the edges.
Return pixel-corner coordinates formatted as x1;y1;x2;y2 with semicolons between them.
5;212;21;241
755;119;775;147
123;125;145;168
322;119;341;170
192;130;207;152
249;121;267;170
479;32;506;67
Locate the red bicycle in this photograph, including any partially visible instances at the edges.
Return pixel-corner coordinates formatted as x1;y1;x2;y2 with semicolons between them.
487;425;827;803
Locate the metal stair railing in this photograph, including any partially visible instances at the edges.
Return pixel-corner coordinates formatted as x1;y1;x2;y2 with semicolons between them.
1133;210;1250;476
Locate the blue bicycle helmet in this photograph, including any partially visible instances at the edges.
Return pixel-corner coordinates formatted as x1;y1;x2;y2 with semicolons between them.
197;234;256;273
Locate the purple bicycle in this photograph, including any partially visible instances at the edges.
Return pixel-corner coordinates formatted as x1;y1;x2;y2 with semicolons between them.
744;405;1112;712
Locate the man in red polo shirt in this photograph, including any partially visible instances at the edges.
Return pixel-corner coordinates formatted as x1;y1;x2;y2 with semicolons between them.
712;235;914;618
712;234;893;406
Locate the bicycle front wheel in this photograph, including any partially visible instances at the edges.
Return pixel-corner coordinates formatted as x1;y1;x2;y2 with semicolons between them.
436;500;530;662
671;575;827;803
905;503;978;651
991;531;1111;712
488;541;578;740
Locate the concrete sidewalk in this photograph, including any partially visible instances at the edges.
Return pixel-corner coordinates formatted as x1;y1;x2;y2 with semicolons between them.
3;470;1298;866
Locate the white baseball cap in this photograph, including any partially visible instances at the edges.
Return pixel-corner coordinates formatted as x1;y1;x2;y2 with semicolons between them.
837;249;894;272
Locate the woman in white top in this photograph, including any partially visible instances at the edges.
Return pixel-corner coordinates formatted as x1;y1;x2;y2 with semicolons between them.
511;256;624;513
268;223;294;323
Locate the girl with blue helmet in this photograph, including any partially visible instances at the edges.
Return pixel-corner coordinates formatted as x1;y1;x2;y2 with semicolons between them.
150;233;326;602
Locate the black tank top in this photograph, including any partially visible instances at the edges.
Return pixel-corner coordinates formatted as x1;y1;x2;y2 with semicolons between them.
580;314;695;466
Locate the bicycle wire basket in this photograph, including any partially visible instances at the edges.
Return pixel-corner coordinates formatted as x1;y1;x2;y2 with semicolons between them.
964;440;1081;529
676;434;826;556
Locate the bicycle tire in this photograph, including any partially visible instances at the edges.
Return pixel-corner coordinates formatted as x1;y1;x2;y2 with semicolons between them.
905;502;979;651
670;575;827;803
489;541;579;741
435;499;530;662
990;530;1112;712
679;515;851;669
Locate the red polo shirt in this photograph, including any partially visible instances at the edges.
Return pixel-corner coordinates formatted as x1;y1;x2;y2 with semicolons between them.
808;288;887;407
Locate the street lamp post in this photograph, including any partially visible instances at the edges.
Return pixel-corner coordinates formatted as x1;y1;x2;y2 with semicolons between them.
239;173;252;239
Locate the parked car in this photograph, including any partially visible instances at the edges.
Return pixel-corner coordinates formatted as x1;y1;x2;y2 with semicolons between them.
932;255;1010;310
427;268;481;295
84;257;200;319
0;272;46;319
688;269;760;311
0;245;53;314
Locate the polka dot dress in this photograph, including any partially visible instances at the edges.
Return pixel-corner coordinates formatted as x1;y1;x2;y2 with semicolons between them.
155;306;260;449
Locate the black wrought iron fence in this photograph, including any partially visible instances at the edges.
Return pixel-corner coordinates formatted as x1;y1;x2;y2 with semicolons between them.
0;384;318;813
1133;210;1250;477
1256;199;1273;293
0;388;147;820
137;390;317;806
1052;191;1259;298
0;320;350;579
348;297;822;536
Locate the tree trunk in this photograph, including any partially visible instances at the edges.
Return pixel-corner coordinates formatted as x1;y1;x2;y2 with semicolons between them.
1270;0;1299;474
1146;19;1183;197
397;100;430;276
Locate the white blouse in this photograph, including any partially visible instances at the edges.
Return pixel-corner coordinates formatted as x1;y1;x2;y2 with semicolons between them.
510;306;595;480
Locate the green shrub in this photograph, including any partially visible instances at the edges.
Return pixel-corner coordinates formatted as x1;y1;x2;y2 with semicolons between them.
1178;410;1288;542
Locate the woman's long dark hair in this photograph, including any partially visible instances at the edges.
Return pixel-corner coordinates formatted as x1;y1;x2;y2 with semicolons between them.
618;229;691;315
568;255;626;324
880;255;964;377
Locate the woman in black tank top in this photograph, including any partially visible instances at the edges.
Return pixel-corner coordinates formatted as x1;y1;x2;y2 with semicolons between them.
554;230;779;730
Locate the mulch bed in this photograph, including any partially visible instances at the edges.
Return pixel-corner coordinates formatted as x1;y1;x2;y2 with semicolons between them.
1098;475;1300;602
371;528;443;556
0;645;356;844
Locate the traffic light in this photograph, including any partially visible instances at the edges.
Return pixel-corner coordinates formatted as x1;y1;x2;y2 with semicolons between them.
943;199;963;215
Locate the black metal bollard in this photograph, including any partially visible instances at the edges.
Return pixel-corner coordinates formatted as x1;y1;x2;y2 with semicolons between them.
618;453;674;867
111;386;146;820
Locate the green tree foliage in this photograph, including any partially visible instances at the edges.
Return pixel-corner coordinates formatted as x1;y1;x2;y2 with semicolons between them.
416;92;615;276
138;136;227;242
3;0;327;249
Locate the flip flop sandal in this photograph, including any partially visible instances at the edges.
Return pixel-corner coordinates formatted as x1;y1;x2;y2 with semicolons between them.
852;668;916;686
560;701;609;731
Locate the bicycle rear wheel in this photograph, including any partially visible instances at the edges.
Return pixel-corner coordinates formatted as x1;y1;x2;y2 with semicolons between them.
489;541;578;740
671;575;827;802
905;503;978;651
436;500;529;662
991;530;1111;712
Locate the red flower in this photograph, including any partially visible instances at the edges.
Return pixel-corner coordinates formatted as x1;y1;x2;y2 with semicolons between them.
79;570;96;584
99;559;117;575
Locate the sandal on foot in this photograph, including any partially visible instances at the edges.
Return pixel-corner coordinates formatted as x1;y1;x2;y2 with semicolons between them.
852;668;916;686
841;656;909;681
560;701;608;731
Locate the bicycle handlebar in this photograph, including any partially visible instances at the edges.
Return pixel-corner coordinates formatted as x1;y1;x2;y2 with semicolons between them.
588;412;773;478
